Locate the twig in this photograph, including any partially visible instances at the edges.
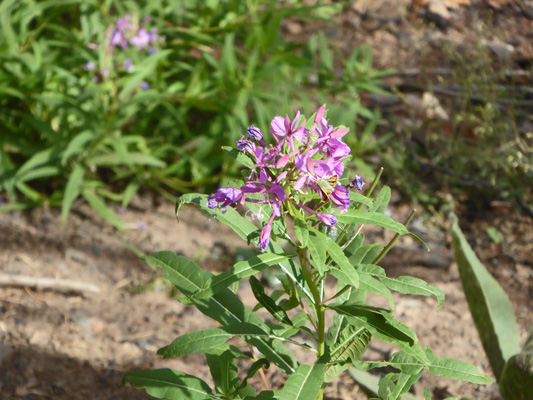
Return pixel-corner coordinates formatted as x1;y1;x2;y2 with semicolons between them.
0;274;101;295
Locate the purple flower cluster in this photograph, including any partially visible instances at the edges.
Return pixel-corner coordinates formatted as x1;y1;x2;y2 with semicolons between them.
84;14;162;89
208;105;365;250
110;15;160;54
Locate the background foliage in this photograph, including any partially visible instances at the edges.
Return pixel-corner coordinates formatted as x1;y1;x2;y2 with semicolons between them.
0;0;387;229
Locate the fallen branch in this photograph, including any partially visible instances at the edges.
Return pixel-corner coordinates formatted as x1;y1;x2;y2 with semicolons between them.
0;274;101;295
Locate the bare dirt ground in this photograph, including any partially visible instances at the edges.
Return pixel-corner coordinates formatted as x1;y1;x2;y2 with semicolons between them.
1;1;532;399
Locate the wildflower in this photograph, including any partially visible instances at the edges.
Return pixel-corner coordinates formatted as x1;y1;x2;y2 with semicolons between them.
247;125;265;146
351;176;365;191
316;213;338;227
207;104;362;249
329;186;350;211
140;81;149;90
130;28;158;51
123;59;133;71
237;137;255;154
258;217;274;250
207;187;243;210
270;111;307;151
85;61;95;70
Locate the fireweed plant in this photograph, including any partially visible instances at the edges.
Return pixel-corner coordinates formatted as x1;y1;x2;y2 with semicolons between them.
125;106;492;400
85;14;163;89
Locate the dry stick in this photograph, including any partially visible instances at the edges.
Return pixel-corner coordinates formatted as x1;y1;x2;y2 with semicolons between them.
0;274;101;295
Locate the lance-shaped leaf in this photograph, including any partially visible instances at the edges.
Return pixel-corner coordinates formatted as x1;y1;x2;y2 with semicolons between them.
176;194;312;302
337;210;408;235
279;362;326;400
146;252;298;374
206;351;239;397
222;146;254;169
379;275;444;311
500;326;533;400
326;237;359;289
324;326;372;383
123;369;219;400
158;323;269;358
425;348;493;385
176;193;257;241
354;348;492;385
451;213;519;380
191;253;294;299
327;303;427;363
250;276;293;326
308;228;327;274
371;185;391;213
359;271;395;310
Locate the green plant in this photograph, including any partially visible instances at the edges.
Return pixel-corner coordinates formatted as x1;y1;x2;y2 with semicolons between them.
124;106;491;399
450;213;532;399
0;0;387;228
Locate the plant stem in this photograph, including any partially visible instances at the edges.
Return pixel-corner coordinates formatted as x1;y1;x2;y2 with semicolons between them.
297;248;325;357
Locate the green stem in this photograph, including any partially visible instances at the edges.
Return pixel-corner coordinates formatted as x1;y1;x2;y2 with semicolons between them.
297;248;325;358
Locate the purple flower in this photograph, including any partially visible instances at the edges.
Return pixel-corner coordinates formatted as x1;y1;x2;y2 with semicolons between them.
258;223;272;250
116;15;131;31
247;125;265;146
207;187;243;210
258;214;276;250
351;176;365;191
140;81;149;90
85;61;95;70
130;29;153;50
237;137;255;154
270;111;307;151
123;59;133;71
316;213;338;227
329;185;350;211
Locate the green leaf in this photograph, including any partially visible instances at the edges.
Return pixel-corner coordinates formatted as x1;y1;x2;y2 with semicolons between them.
349;191;373;209
293;216;309;248
62;131;94;163
359;272;395;310
325;326;372;383
62;164;85;222
450;213;520;380
326;237;359;289
206;351;239;397
379;275;445;311
82;190;124;231
222;146;254;169
176;193;257;241
308;228;327;274
371;186;391;213
328;303;427;363
250;276;293;326
191;253;294;299
146;252;299;374
279;363;326;400
425;348;493;385
123;369;218;400
500;327;533;400
337;210;408;235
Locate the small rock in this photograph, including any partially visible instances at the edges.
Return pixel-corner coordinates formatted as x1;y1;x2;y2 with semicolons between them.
487;40;515;61
29;329;51;347
426;0;451;28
